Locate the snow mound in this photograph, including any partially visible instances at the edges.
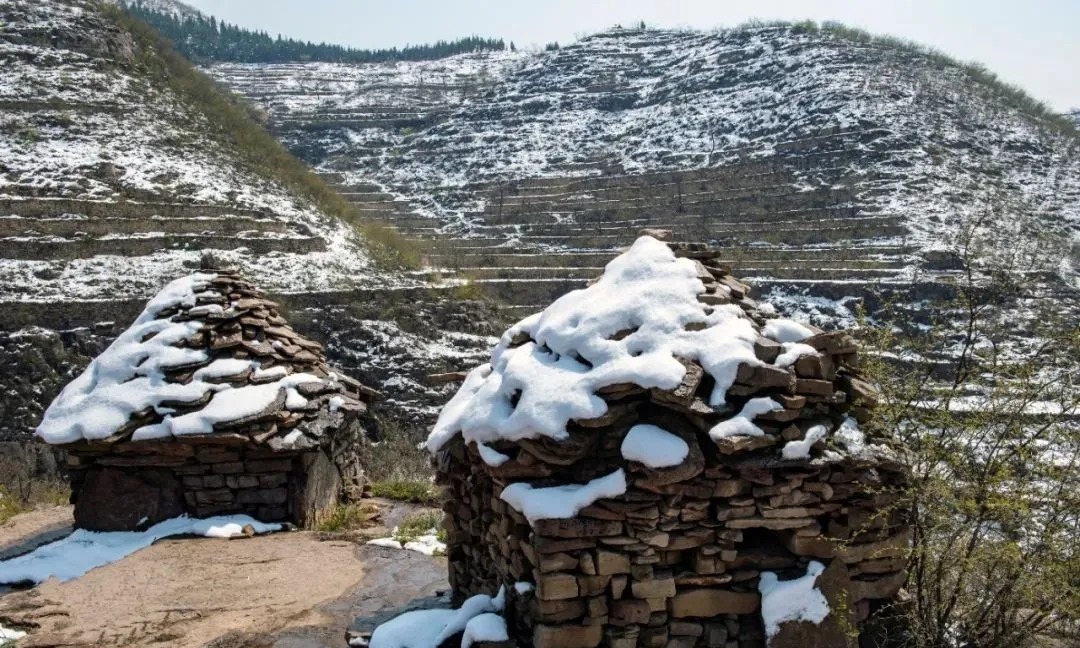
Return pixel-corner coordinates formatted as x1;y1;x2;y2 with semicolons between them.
368;588;505;648
499;469;626;523
709;397;783;440
763;318;816;344
0;515;281;584
427;236;761;452
621;424;689;467
461;613;509;648
782;424;829;460
759;561;831;641
0;623;27;643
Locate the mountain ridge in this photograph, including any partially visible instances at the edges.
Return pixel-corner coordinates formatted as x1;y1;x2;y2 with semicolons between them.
210;22;1080;297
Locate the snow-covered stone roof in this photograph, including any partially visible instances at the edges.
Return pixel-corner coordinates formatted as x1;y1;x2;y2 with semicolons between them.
37;269;374;448
428;235;890;467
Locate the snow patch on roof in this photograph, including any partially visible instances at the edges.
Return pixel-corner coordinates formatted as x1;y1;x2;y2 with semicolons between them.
500;469;626;523
763;318;815;344
461;613;509;648
427;236;761;452
709;397;783;441
35;273;334;445
620;424;689;468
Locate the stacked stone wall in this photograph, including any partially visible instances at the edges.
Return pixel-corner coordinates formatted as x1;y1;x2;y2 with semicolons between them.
436;243;910;647
64;444;341;530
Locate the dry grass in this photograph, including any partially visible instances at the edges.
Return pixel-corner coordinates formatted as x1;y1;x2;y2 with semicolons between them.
369;481;440;505
311;500;383;534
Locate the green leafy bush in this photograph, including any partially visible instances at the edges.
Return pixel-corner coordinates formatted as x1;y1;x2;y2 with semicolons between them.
859;220;1080;647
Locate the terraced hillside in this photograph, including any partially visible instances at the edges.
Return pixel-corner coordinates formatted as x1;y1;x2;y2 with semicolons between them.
0;0;382;300
210;24;1080;324
0;0;500;450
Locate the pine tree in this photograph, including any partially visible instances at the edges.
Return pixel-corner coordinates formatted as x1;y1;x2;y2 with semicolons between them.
120;2;506;64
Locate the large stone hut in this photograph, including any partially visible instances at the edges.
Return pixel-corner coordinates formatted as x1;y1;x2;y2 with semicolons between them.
37;270;377;531
429;236;909;647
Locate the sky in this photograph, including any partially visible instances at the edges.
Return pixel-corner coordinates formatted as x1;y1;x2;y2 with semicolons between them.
184;0;1078;111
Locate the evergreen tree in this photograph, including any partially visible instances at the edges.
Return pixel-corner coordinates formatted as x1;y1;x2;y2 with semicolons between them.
121;2;506;64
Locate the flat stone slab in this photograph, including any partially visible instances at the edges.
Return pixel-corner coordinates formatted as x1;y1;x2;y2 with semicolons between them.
0;507;448;647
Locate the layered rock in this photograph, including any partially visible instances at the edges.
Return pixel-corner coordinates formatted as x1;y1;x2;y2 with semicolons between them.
37;269;378;530
430;236;909;647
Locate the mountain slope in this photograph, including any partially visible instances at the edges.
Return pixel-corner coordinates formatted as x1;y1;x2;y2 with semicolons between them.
209;23;1080;309
0;0;378;301
0;0;499;449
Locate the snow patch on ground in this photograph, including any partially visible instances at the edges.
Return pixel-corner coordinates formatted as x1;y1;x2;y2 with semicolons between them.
367;532;446;556
367;588;505;648
0;515;281;584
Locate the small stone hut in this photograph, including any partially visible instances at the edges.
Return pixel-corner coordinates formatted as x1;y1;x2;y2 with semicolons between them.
36;270;377;531
429;236;909;648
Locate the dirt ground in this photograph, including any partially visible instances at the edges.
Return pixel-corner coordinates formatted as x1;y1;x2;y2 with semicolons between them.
0;506;448;648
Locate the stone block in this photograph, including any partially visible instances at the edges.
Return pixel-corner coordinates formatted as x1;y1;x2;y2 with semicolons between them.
226;475;260;489
630;573;676;599
610;599;651;626
245;458;293;473
537;572;579;601
668;589;759;617
211;461;244;474
536;598;586;623
534;518;623;538
235;487;287;505
259;473;288;488
597;550;631;575
539;552;578;573
532;624;602;648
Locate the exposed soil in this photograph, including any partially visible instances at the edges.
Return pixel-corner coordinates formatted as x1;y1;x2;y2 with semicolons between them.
0;505;448;647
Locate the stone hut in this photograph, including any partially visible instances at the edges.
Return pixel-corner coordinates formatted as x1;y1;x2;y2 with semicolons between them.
429;236;909;648
36;270;377;531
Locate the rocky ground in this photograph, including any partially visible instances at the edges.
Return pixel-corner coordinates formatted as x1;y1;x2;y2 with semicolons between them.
0;504;448;647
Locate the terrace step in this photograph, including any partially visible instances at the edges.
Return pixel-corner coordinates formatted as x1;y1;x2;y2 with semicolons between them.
1;234;325;260
457;266;603;281
0;216;289;237
0;198;269;220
